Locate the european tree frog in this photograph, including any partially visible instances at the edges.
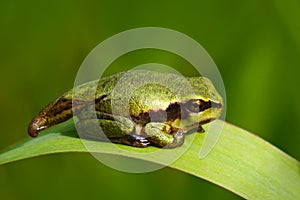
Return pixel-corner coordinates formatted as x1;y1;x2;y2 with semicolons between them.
28;70;223;148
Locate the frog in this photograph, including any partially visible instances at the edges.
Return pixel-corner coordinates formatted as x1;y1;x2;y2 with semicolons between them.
28;70;223;148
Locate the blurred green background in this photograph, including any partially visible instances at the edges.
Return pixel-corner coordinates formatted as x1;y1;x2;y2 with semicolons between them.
1;0;299;199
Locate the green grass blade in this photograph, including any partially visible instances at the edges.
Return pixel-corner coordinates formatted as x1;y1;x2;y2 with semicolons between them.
0;120;299;199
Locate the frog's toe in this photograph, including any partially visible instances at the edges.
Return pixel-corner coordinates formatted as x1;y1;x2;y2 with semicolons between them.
119;134;151;148
132;136;151;147
136;138;151;148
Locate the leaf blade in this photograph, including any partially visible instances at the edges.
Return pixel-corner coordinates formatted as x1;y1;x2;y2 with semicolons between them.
0;120;299;199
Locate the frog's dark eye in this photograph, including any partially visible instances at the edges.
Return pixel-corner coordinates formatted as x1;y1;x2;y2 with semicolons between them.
185;100;204;113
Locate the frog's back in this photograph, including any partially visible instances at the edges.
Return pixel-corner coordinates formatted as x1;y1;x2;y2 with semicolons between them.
65;70;212;117
109;70;196;116
64;72;126;101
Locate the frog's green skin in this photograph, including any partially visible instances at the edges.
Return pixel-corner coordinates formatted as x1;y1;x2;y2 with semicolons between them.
28;70;223;148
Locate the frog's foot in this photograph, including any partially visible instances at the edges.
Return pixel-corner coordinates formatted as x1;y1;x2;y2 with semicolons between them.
164;132;185;148
143;122;185;148
197;125;205;133
111;134;151;148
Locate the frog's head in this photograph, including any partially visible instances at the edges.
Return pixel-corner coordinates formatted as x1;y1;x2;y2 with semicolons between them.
181;77;223;126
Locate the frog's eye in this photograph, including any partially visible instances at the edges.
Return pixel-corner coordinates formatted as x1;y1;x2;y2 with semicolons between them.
185;99;205;113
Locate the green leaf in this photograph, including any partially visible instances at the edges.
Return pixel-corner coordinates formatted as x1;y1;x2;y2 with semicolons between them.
0;120;299;199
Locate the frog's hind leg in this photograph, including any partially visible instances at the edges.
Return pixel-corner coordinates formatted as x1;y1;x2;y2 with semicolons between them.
143;122;185;148
76;114;151;148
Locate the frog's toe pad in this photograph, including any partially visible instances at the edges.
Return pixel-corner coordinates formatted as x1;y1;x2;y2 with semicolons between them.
122;134;151;148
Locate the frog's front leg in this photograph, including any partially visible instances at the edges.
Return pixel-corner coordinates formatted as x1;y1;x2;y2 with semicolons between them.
143;122;185;148
77;112;151;147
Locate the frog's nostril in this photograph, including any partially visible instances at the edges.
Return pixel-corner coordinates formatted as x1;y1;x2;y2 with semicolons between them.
211;101;222;109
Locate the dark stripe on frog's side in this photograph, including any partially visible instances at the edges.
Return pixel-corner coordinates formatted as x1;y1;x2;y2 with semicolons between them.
130;100;222;126
130;102;181;125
